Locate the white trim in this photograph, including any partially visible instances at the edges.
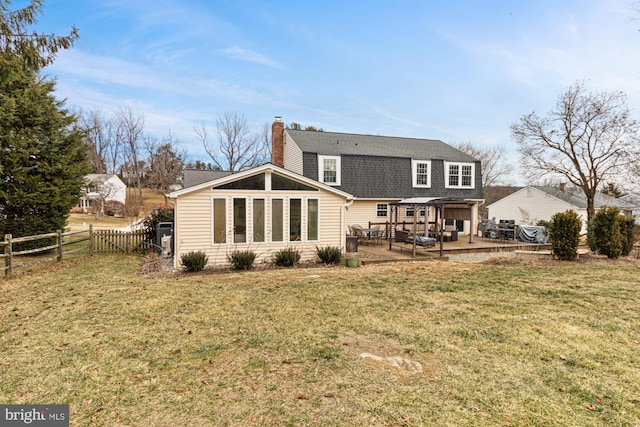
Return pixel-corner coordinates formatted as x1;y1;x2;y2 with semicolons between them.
318;155;341;186
168;163;353;200
444;161;475;189
411;159;431;188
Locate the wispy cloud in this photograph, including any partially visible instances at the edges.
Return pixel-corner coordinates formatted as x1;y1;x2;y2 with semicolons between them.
221;46;285;70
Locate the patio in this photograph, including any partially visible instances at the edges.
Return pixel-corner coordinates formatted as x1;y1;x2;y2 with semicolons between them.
350;235;551;264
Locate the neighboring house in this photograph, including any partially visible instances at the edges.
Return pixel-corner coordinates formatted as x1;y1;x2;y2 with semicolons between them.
272;118;484;236
167;163;354;267
619;192;640;224
487;185;636;233
170;117;484;268
73;174;127;214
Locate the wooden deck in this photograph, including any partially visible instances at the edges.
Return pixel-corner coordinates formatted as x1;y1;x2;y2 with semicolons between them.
350;236;551;264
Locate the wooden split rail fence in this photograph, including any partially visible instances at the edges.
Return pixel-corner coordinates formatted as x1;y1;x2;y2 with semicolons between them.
1;226;154;277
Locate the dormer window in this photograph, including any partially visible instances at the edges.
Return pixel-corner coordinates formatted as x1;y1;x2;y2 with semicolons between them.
318;155;341;186
445;162;475;188
412;160;431;188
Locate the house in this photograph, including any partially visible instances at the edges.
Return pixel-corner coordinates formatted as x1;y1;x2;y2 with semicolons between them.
167;163;354;267
169;117;484;268
272;117;484;237
73;174;127;214
619;192;640;224
487;185;636;233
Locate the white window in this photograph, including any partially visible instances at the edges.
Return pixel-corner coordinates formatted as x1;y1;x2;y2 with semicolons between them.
376;203;388;217
405;207;425;217
445;162;475;189
318;155;341;185
411;160;431;188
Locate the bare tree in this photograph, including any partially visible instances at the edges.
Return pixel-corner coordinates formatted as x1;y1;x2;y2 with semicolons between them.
144;132;185;191
195;112;270;171
451;142;510;188
115;108;145;213
76;109;118;174
511;81;640;223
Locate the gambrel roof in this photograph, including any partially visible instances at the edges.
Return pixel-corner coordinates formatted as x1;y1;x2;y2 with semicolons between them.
286;129;477;162
285;129;483;200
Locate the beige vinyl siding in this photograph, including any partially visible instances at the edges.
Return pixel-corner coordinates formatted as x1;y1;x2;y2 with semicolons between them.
283;133;303;175
174;186;346;268
346;200;395;227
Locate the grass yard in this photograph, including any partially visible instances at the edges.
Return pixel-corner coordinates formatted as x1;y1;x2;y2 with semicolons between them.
1;256;639;426
66;188;168;232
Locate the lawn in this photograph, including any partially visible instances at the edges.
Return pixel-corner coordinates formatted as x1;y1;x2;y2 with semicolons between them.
1;256;639;426
66;188;168;232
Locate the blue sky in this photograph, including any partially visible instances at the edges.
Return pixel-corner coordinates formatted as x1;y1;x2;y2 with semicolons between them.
32;0;640;183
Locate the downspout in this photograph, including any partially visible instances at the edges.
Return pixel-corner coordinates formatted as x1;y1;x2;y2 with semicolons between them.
341;198;355;250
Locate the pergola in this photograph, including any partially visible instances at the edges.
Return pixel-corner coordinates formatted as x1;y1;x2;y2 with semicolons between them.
388;197;476;258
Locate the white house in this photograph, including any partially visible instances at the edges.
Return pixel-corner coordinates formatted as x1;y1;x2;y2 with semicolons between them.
487;185;635;234
74;174;127;214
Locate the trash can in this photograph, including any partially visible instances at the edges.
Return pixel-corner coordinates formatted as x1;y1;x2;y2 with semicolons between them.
161;235;172;257
157;222;173;252
346;235;358;253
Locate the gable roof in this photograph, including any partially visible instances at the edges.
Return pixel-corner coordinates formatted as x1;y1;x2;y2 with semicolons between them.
168;163;354;200
85;174;124;186
534;186;636;210
619;192;640;208
285;129;478;162
487;185;636;210
183;169;233;188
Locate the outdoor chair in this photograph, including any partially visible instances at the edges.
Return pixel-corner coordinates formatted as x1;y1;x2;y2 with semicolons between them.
351;224;367;244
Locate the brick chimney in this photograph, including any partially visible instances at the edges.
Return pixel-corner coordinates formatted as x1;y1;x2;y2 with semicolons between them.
271;116;284;167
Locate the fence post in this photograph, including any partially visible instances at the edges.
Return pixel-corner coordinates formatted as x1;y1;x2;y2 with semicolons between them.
89;225;94;255
57;230;63;262
126;232;131;254
4;234;12;278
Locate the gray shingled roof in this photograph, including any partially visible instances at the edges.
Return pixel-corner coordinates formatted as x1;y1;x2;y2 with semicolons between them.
286;130;478;162
534;186;635;209
183;170;232;188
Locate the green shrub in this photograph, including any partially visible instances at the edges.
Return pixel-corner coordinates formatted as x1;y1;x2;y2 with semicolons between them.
143;207;174;243
588;207;623;259
316;246;342;264
548;210;581;261
180;250;208;272
620;216;636;257
274;247;301;267
227;249;257;270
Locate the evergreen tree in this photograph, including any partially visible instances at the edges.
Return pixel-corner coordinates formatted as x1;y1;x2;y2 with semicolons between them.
1;1;87;240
